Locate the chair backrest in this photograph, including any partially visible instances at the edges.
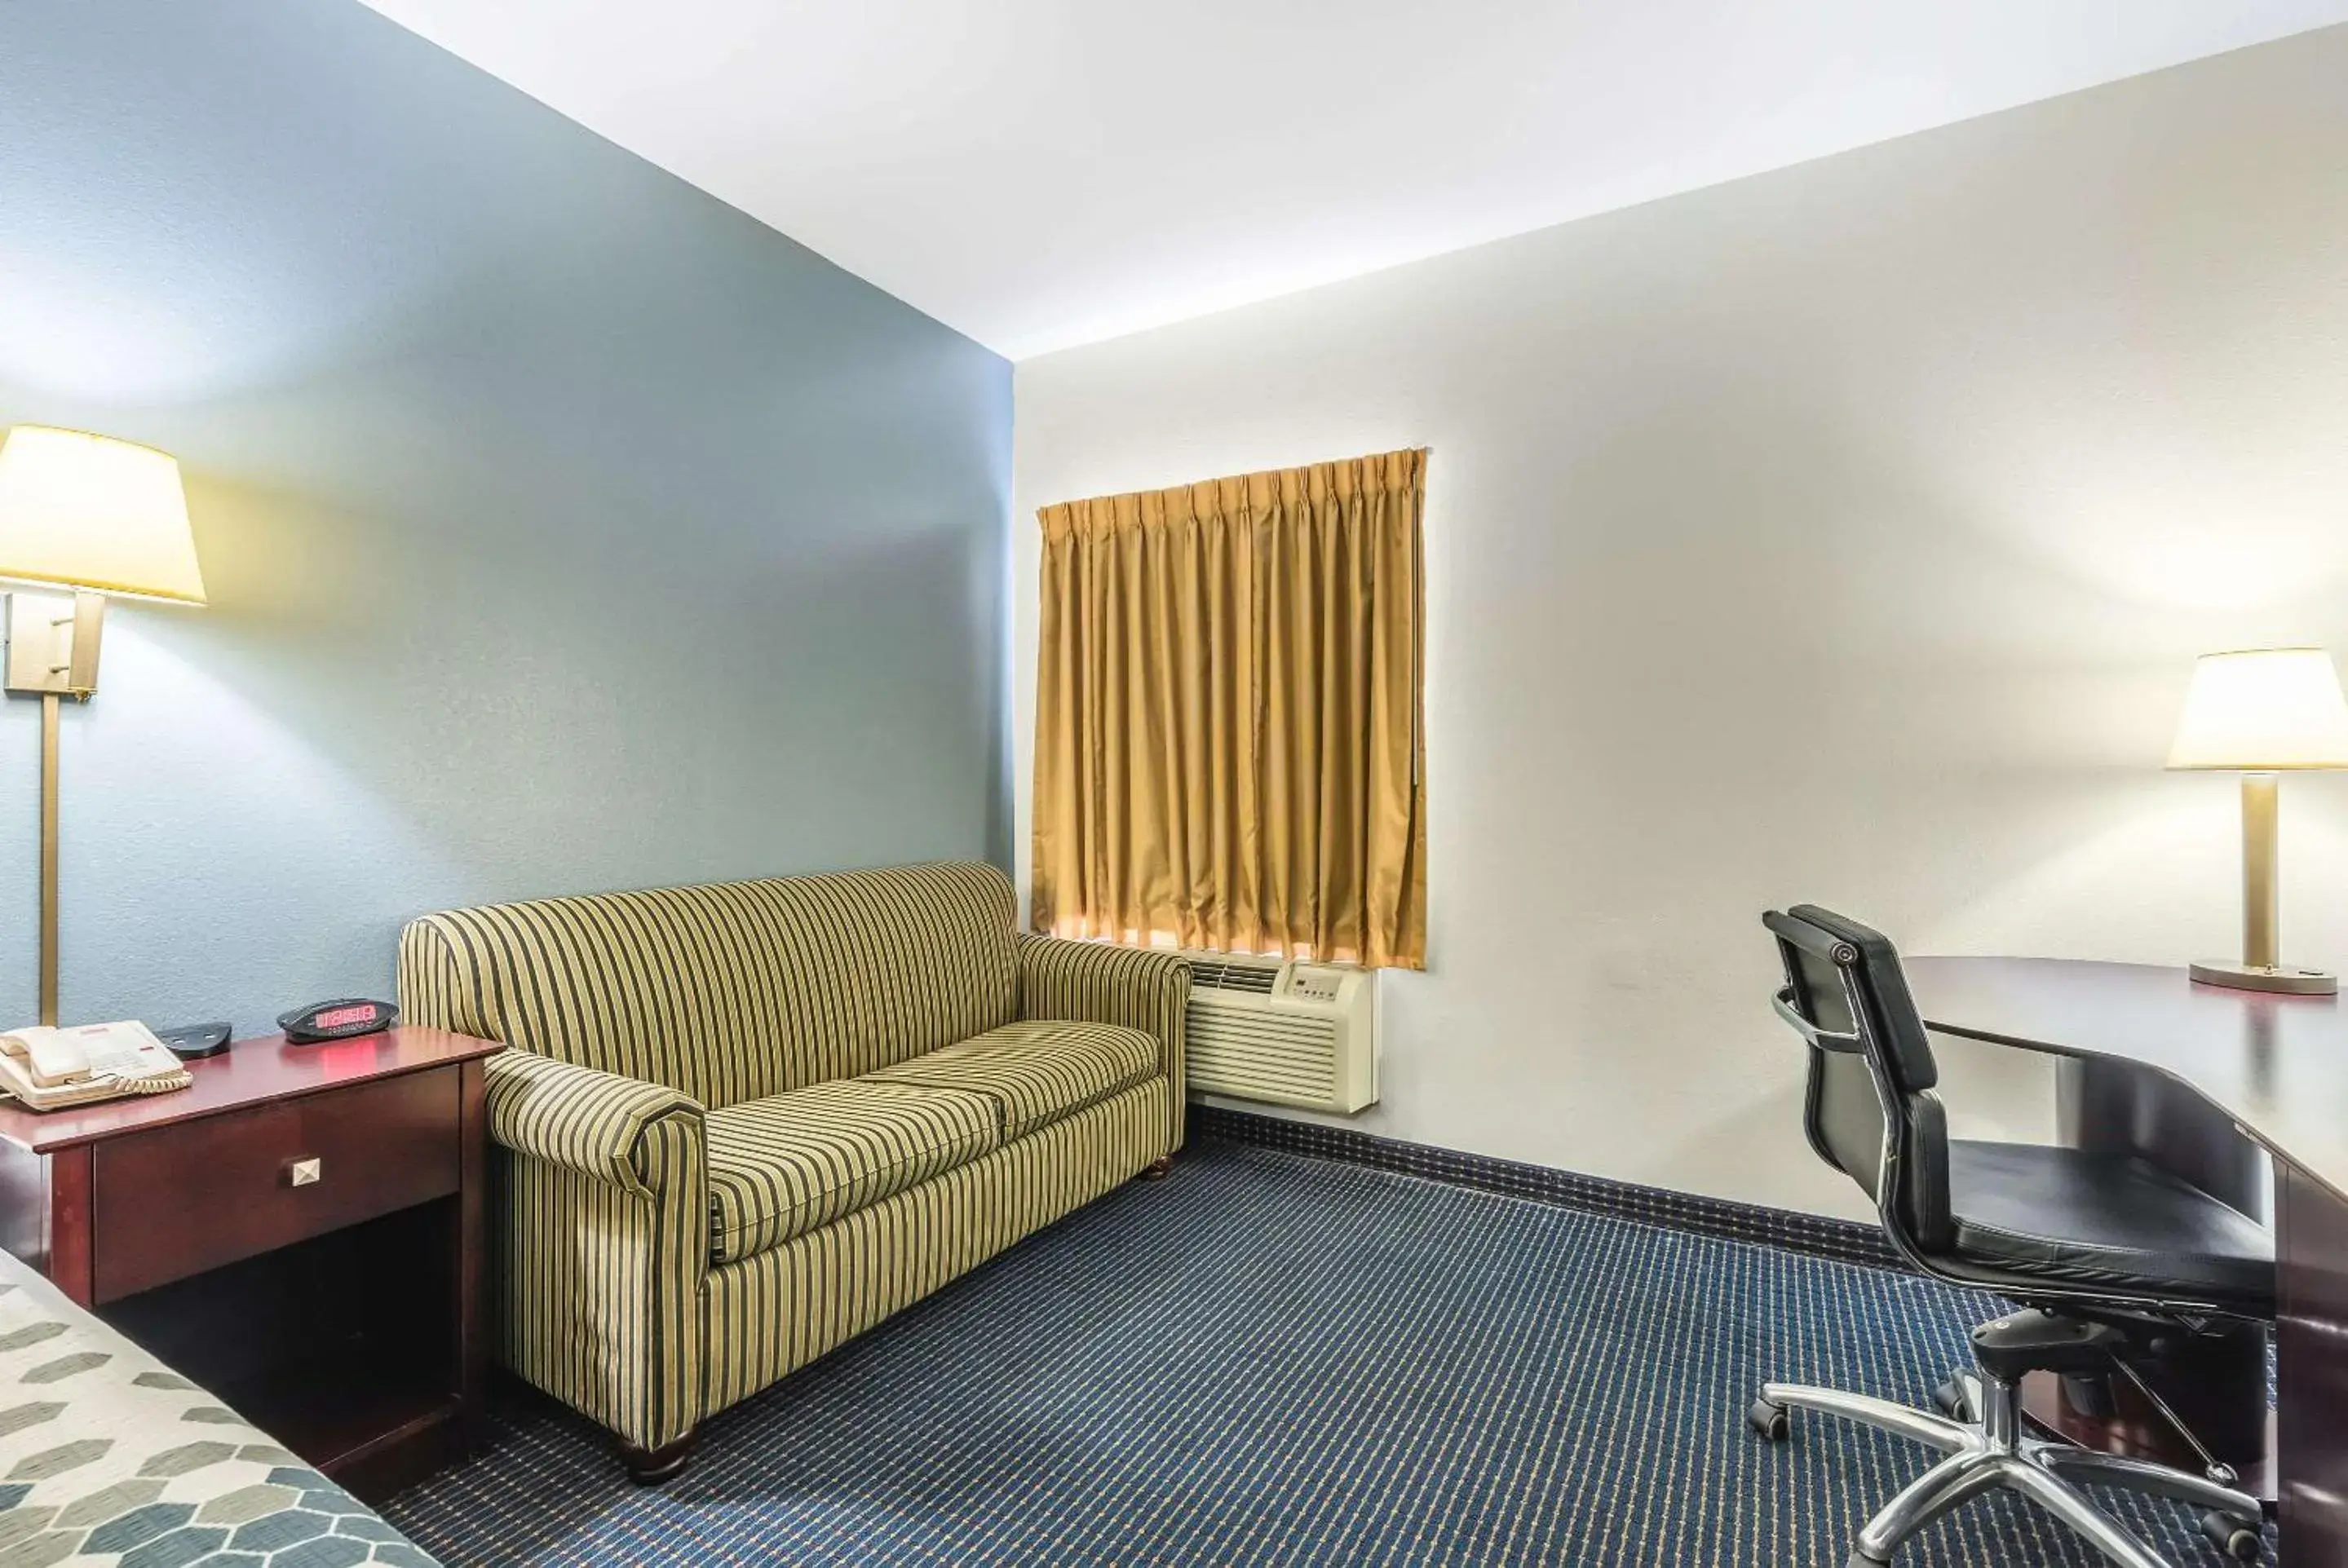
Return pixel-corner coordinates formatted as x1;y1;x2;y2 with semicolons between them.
1762;904;1955;1255
400;861;1019;1109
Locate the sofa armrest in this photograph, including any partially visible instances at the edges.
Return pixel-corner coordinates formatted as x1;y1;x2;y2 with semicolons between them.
485;1050;705;1200
1017;934;1190;1145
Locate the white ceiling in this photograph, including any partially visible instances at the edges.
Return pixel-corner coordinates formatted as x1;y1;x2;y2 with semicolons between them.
360;1;2348;360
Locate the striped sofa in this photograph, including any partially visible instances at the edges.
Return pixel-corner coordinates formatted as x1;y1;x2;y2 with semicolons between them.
396;861;1186;1482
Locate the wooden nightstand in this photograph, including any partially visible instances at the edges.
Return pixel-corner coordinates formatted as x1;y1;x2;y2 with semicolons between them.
0;1027;502;1500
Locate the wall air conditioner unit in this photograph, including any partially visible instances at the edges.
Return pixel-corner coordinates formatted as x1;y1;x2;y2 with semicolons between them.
1183;952;1377;1114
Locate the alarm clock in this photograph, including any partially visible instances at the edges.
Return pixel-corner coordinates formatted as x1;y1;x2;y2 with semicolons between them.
278;998;399;1044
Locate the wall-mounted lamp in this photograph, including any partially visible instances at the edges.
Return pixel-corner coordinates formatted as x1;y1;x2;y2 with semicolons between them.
2166;647;2348;995
0;426;206;1024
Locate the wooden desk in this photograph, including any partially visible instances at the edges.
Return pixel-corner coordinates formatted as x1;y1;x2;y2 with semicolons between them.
0;1027;502;1500
1908;957;2348;1566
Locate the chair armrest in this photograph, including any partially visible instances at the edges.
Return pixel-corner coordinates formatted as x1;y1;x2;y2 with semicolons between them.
485;1051;705;1200
1016;934;1190;1076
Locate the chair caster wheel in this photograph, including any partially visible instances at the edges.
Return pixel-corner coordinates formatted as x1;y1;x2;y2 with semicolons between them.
1846;1554;1890;1568
1747;1396;1789;1441
1930;1376;1970;1420
2200;1509;2262;1562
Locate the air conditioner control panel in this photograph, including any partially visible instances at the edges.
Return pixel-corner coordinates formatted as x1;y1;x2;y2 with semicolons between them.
1284;965;1349;1003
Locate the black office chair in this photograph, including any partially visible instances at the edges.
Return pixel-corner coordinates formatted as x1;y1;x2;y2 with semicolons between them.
1753;906;2272;1567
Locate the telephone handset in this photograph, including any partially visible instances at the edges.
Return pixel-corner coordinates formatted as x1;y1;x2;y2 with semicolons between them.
12;1029;93;1088
0;1021;192;1111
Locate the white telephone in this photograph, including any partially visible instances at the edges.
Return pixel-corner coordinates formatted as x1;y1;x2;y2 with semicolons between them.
0;1021;192;1111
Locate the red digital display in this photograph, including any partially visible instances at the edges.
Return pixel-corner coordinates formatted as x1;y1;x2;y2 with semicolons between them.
314;1004;378;1031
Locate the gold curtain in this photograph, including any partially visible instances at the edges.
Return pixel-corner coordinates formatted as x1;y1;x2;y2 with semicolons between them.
1031;448;1426;969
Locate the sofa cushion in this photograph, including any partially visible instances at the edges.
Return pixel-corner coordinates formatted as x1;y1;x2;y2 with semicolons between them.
863;1018;1161;1139
706;1079;999;1263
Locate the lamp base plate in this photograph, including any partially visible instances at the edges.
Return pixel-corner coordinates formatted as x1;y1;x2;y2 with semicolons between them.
2189;960;2337;996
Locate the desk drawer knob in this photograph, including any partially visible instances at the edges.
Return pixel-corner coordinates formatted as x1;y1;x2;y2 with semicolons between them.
285;1157;322;1188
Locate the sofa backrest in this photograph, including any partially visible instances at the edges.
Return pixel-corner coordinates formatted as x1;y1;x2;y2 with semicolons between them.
398;861;1018;1108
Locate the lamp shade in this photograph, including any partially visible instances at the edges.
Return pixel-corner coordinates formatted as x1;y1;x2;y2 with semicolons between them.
2166;647;2348;770
0;426;206;604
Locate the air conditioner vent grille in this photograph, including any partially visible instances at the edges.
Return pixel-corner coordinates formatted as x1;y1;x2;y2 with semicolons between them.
1189;960;1278;994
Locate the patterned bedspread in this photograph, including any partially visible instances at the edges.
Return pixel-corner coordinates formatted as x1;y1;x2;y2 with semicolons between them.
0;1250;440;1567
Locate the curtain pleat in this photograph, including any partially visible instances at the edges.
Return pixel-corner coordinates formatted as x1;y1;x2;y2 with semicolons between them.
1031;448;1426;969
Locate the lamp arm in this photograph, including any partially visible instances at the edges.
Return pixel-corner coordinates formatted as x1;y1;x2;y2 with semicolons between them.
38;691;57;1027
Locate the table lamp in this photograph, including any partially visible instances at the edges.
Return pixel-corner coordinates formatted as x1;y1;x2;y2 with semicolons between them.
0;426;206;1024
2166;647;2348;995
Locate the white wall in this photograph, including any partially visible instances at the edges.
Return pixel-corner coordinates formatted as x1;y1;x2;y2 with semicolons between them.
1012;28;2348;1221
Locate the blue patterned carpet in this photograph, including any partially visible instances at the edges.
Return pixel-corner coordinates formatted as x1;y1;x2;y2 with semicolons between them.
385;1141;2273;1565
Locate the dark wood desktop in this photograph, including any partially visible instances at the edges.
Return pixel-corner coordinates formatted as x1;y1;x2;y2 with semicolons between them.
0;1026;502;1500
1908;957;2348;1564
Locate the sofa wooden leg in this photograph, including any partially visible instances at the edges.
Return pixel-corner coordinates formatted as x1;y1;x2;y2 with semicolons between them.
621;1432;696;1485
1139;1155;1173;1182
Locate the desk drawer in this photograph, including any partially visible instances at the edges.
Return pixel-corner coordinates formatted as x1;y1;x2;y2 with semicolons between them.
93;1067;461;1303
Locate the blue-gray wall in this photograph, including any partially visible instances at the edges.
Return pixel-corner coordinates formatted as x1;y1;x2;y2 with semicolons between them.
0;1;1015;1035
